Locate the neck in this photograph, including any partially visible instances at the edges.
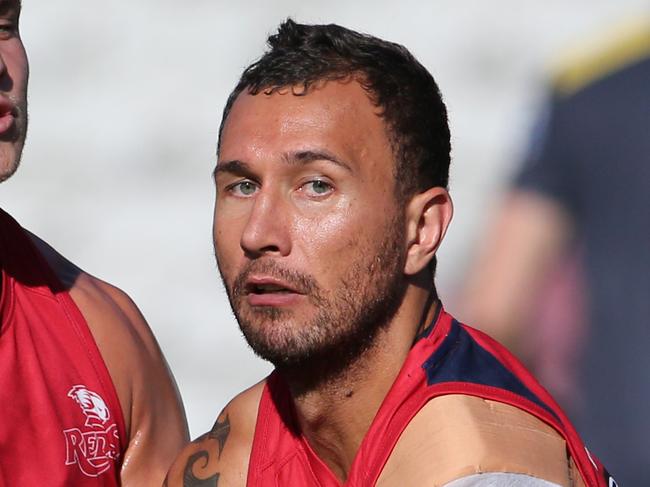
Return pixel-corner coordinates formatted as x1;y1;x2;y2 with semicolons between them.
283;283;439;482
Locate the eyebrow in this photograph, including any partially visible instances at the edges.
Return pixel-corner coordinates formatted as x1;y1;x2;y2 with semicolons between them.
213;159;253;180
213;149;352;180
0;0;21;15
284;149;352;172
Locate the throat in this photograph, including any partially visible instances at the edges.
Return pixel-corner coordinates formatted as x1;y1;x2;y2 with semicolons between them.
284;331;404;483
293;379;374;483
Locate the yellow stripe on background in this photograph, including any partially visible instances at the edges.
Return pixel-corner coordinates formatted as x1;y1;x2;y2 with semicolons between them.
552;18;650;96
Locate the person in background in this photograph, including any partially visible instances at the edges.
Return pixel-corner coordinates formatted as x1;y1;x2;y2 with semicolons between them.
461;19;649;485
0;0;189;484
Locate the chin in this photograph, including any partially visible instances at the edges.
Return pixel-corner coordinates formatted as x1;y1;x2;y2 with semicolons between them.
0;159;20;182
239;312;316;365
0;144;24;183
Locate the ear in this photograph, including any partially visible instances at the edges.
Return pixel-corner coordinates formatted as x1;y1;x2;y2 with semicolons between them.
403;187;453;276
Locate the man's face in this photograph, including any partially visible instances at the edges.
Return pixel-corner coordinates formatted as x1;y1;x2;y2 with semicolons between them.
0;0;27;183
214;80;407;368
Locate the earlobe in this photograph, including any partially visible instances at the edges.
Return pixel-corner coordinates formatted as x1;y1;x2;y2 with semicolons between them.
404;188;453;276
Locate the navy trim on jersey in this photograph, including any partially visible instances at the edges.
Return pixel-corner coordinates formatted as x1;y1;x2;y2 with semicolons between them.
422;320;558;419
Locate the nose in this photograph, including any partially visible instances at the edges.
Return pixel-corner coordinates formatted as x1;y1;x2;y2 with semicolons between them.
240;188;292;258
0;49;13;92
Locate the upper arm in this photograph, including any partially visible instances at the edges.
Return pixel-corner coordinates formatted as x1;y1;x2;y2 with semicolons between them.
71;277;190;486
459;92;579;349
29;232;190;485
165;382;263;487
377;395;577;487
459;190;574;348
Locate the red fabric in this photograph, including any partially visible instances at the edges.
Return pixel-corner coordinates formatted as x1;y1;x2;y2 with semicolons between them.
247;309;608;486
0;209;125;486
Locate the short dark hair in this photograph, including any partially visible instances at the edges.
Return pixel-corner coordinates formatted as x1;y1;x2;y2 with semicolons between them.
217;19;451;201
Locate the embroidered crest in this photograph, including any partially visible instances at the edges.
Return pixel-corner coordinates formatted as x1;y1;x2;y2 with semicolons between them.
63;385;120;477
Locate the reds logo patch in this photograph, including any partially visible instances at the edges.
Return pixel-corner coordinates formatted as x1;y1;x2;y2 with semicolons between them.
63;385;120;478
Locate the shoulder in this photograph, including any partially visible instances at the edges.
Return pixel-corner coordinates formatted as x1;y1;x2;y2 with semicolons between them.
166;381;266;487
550;18;650;97
377;394;576;487
30;233;189;484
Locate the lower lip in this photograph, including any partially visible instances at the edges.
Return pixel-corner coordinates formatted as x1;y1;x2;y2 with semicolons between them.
247;292;304;307
0;113;15;134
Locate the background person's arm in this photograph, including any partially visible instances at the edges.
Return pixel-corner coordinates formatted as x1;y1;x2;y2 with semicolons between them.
458;190;573;355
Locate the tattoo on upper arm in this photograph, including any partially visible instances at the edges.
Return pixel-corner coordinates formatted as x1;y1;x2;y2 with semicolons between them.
207;415;231;459
183;451;220;486
182;415;231;487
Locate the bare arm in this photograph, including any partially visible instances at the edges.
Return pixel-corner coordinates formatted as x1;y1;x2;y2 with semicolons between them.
94;283;190;486
31;235;190;486
165;382;263;487
377;395;578;486
459;190;574;351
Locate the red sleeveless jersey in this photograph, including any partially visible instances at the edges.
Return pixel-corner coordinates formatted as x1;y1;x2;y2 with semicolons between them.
0;209;125;486
247;308;613;486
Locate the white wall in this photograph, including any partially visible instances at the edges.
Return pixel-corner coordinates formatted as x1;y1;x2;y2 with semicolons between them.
2;0;646;437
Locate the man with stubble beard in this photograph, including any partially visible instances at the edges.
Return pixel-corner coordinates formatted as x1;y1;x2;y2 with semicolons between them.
0;1;188;485
166;19;614;487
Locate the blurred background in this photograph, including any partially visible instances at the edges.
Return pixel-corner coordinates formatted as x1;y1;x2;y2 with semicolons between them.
2;1;648;481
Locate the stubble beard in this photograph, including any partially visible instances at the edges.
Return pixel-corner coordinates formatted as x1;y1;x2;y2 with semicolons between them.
0;94;28;183
221;213;407;391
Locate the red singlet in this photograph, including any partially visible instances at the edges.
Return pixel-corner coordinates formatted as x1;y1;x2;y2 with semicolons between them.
0;209;125;486
247;308;613;486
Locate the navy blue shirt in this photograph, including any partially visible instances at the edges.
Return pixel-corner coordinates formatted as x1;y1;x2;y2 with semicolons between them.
515;46;650;485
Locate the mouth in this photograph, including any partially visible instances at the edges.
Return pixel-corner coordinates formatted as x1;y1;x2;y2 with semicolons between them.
0;98;16;135
246;278;300;295
244;277;304;307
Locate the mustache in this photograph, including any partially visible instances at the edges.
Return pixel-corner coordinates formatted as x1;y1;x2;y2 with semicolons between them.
232;259;322;301
3;92;25;115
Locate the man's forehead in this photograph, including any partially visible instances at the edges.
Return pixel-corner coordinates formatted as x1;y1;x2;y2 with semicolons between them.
219;80;394;176
225;80;384;137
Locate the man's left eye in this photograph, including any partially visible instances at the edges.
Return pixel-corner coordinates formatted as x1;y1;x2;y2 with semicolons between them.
303;180;333;196
0;22;16;37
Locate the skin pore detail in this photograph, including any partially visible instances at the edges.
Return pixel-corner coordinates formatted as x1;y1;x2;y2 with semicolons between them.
214;82;409;397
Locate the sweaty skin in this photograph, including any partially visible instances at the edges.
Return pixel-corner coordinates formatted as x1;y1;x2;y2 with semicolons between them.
0;1;189;484
33;236;189;486
165;79;453;486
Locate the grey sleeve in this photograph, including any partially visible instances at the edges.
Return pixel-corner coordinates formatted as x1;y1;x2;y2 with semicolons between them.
443;472;562;487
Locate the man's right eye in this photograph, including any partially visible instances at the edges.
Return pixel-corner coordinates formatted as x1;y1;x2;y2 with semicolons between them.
0;22;16;39
228;180;258;197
